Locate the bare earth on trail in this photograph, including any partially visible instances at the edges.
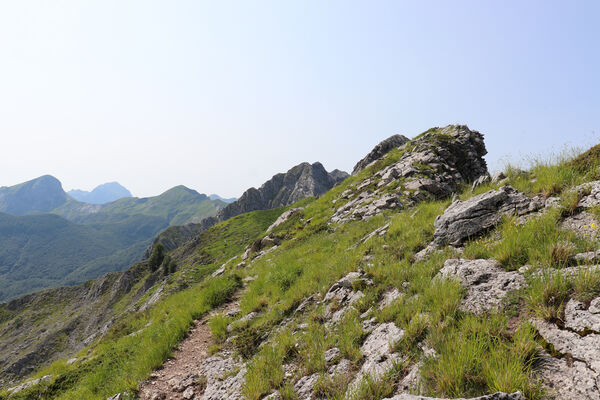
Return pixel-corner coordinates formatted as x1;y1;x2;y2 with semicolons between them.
138;293;241;400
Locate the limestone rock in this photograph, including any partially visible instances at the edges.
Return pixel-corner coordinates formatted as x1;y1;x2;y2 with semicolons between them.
198;352;245;400
537;352;600;400
565;297;600;332
267;207;305;232
437;259;526;314
353;134;410;175
577;181;600;208
347;322;404;394
432;186;544;246
561;211;600;239
572;250;600;265
534;319;600;383
324;347;341;363
294;373;319;400
332;125;488;224
472;174;491;190
379;288;402;310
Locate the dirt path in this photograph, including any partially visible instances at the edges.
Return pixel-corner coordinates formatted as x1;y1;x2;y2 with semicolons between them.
138;293;241;400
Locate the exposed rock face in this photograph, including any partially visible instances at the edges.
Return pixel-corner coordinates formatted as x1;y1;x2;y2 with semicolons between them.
537;352;600;400
352;134;410;175
577;181;600;208
383;393;526;400
533;319;600;394
217;162;347;222
323;271;372;324
349;322;404;390
432;186;545;247
437;259;526;314
0;175;68;215
198;351;245;400
267;207;304;232
565;297;600;332
332;125;488;224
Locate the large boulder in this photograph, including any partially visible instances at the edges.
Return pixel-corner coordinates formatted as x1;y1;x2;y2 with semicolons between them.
432;186;544;247
352;134;410;175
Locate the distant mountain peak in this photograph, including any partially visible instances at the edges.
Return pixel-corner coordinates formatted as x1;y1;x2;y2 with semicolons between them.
209;194;237;203
68;182;132;204
0;175;68;215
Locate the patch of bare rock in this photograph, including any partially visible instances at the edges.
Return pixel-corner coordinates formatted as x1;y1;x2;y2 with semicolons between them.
437;259;526;314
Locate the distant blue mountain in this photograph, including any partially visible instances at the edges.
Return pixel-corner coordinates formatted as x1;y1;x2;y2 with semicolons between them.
209;194;237;203
68;182;133;204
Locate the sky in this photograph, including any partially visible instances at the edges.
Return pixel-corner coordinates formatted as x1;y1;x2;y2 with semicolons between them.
0;1;598;198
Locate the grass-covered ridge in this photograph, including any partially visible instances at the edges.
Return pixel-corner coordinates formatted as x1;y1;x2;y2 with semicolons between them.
4;136;600;400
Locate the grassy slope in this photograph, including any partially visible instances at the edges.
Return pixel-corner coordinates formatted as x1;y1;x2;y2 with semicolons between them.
4;141;600;400
0;206;287;399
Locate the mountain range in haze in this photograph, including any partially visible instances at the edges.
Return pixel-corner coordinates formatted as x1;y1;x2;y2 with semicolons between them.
68;182;133;204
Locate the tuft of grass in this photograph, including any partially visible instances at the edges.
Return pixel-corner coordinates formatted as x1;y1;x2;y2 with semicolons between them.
243;345;285;400
422;315;542;399
568;143;600;180
336;310;366;363
572;268;600;303
208;314;232;343
525;270;571;321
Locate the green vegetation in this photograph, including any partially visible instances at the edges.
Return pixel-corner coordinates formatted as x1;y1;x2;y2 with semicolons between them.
4;139;600;400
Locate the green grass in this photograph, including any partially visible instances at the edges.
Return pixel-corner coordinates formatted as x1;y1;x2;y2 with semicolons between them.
3;275;240;400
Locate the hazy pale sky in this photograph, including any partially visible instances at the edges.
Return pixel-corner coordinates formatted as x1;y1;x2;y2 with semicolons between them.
0;1;598;198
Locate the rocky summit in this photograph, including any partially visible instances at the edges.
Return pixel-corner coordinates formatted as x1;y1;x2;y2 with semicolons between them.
3;126;600;400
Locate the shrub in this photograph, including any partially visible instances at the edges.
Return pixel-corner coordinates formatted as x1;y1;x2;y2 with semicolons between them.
148;243;165;271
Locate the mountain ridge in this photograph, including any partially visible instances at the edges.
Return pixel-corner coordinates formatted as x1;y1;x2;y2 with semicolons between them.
68;182;132;204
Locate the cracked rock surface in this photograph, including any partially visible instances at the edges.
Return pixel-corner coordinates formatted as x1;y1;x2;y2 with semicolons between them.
331;125;488;224
533;319;600;397
437;259;526;314
565;297;600;332
432;186;544;247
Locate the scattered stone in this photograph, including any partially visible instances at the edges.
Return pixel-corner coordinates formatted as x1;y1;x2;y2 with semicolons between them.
347;323;404;394
437;259;526;314
66;357;78;365
267;207;305;232
362;317;378;333
379;288;402;310
577;181;600;208
227;312;258;332
199;351;245;400
561;211;600;239
328;358;352;376
211;266;225;277
350;223;391;249
264;391;283;400
432;186;544;247
572;250;600;264
182;386;194;399
149;393;166;400
565;297;600;333
491;171;507;183
225;305;241;318
294;373;319;400
235;261;246;269
472;174;491;190
7;375;52;394
324;347;341;363
106;394;122;400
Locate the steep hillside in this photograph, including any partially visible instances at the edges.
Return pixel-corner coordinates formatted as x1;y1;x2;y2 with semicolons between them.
150;162;348;254
0;206;287;390
68;182;132;204
3;126;600;400
0;176;67;215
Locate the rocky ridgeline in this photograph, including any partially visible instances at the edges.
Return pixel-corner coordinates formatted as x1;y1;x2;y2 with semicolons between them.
149;162;348;255
331;125;488;224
